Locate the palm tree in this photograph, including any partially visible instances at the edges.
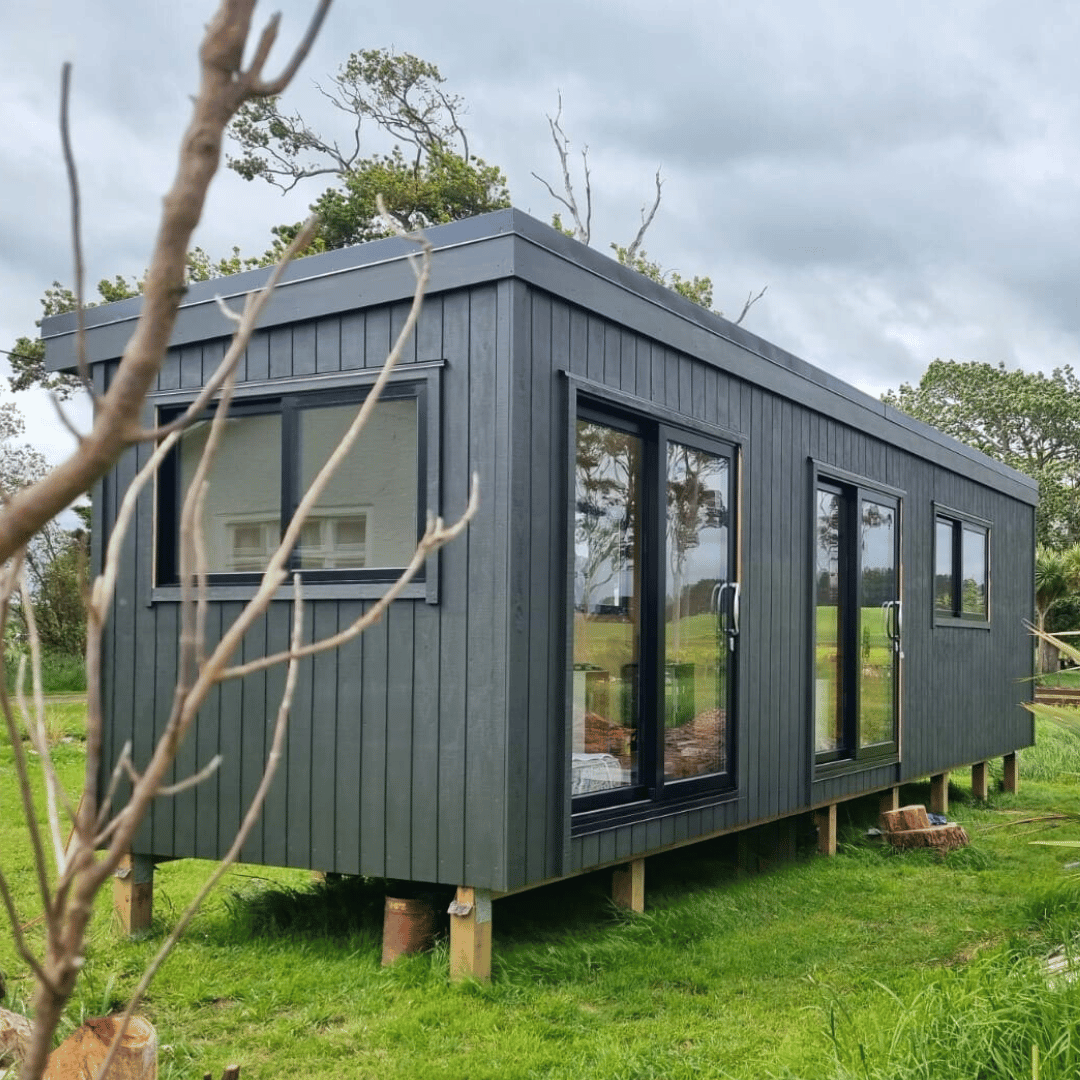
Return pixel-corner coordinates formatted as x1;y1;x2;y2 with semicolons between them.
1036;546;1075;674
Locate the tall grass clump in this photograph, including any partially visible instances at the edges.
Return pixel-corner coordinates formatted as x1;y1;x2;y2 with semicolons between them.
3;649;86;694
817;951;1080;1080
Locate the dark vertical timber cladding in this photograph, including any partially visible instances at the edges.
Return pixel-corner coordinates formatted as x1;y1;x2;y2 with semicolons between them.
285;603;314;868
292;321;316;377
315;316;341;373
527;289;557;885
309;603;339;871
504;282;533;891
751;389;770;824
269;326;292;380
193;603;223;859
464;281;508;889
410;600;441;881
364;307;390;368
109;440;139;845
260;603;290;866
384;602;415;880
238;613;267;864
150;601;178;856
340;312;364;371
389;301;418;365
359;601;388;874
180;343;202;389
334;602;363;875
128;439;154;850
549;301;572;878
217;601;245;853
437;290;470;884
245;329;270;383
416;296;444;363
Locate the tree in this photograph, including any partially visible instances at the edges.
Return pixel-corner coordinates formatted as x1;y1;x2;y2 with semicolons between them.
227;47;510;248
7;248;283;401
0;404;87;661
883;360;1080;548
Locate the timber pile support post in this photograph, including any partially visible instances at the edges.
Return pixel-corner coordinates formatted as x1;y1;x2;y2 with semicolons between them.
448;886;492;982
930;771;949;816
971;760;989;801
113;853;154;936
880;786;900;815
815;804;837;856
612;858;645;912
1003;751;1019;794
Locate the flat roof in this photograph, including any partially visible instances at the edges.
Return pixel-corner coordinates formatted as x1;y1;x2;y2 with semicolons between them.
42;208;1038;504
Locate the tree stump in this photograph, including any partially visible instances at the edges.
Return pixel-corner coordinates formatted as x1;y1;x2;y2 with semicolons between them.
44;1015;157;1080
0;1006;32;1068
880;805;931;832
886;823;969;851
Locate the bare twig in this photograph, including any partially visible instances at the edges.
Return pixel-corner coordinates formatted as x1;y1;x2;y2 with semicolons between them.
59;63;96;405
0;1;330;566
98;577;307;1080
157;755;223;798
624;170;663;262
532;92;591;244
733;285;768;327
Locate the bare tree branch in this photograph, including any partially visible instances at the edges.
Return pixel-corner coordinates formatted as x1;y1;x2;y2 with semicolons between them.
624;169;663;262
97;576;307;1080
531;92;591;244
0;1;329;567
733;285;768;326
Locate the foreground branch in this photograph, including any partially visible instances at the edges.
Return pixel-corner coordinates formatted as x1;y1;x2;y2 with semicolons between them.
0;0;330;566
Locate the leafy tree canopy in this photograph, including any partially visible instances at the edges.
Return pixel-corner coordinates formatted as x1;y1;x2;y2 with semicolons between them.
882;359;1080;548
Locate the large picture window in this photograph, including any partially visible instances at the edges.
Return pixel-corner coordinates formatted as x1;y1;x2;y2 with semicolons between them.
157;384;424;586
934;509;989;623
571;403;739;817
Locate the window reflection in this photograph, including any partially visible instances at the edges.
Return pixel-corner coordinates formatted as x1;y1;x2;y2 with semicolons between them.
814;487;843;754
664;442;729;781
572;421;642;794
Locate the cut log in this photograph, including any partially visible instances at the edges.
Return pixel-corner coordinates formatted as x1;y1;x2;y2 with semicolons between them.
44;1015;157;1080
0;1006;31;1068
886;823;969;851
880;805;931;833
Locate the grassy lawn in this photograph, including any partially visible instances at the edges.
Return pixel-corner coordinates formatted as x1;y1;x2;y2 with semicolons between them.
5;702;1080;1077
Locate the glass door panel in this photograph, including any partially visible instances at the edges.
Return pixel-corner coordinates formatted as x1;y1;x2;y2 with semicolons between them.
814;486;844;754
571;420;643;795
664;441;731;782
858;498;898;749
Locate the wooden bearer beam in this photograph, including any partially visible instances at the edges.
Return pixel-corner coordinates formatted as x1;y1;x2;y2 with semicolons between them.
815;804;837;857
612;858;645;912
879;786;900;814
1003;751;1019;794
448;886;492;982
930;772;949;815
971;761;989;801
113;853;154;936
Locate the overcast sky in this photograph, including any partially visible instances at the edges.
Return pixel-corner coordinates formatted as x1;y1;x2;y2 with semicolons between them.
3;0;1079;465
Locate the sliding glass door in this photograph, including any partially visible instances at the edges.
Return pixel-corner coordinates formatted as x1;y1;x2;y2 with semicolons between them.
572;409;738;809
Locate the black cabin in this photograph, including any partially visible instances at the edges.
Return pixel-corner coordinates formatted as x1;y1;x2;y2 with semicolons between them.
44;209;1036;977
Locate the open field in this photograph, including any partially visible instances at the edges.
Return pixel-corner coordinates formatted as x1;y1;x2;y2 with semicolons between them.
4;700;1080;1078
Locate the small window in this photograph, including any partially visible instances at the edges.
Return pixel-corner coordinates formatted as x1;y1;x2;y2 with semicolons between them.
157;384;424;586
934;510;989;623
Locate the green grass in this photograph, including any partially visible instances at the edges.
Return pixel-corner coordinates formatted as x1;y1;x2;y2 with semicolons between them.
5;704;1080;1078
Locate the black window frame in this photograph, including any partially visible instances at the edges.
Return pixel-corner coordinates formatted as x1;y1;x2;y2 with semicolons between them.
568;386;741;828
810;463;903;772
933;505;990;627
154;371;436;599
